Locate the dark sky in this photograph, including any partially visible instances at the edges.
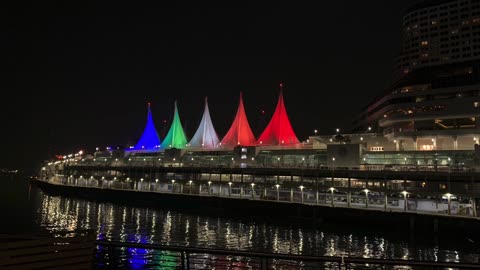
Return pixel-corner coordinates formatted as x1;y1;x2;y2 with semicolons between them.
4;1;420;172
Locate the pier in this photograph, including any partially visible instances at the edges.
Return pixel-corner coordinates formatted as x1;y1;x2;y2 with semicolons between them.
37;162;480;235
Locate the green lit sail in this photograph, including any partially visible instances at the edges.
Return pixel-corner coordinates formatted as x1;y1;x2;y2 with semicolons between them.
161;101;188;149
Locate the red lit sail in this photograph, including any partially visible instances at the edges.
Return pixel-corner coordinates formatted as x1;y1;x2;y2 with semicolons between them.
220;93;256;147
257;89;299;145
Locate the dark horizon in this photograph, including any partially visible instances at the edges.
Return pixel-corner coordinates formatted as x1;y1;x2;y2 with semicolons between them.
4;1;420;172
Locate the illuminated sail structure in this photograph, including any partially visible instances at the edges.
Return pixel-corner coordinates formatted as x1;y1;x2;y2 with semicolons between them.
189;97;220;148
220;92;256;147
131;103;161;151
161;101;188;149
257;85;299;145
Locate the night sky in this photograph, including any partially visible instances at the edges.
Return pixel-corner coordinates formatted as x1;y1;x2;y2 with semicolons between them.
4;1;420;173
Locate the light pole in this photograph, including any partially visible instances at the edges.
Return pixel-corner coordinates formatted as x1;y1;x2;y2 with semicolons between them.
228;182;232;197
404;157;407;170
251;183;255;199
329;187;335;207
189;180;193;194
155;179;159;192
402;191;408;211
445;193;452;215
299;186;305;203
364;189;369;208
275;184;280;201
171;179;175;193
208;181;212;195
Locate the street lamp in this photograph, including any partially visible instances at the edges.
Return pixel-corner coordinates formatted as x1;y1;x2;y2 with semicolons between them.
299;186;305;203
171;179;175;193
251;183;255;199
208;181;212;195
445;193;452;215
228;182;232;197
402;191;408;211
336;128;340;133
275;184;280;201
329;187;335;207
314;129;318;135
363;189;369;208
189;180;193;194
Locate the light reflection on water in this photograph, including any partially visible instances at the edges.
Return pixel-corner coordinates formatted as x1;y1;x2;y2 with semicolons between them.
35;191;479;268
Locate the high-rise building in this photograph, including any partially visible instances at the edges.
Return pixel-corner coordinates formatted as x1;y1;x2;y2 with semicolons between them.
353;0;480;152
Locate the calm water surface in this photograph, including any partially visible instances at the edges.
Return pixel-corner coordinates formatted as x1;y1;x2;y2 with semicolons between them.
1;175;479;269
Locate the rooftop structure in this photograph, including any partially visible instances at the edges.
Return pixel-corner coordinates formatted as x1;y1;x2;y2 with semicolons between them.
220;92;257;147
130;103;161;151
161;101;188;149
257;85;299;146
188;97;220;149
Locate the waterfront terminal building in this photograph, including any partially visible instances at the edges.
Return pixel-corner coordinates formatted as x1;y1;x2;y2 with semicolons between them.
40;0;480;220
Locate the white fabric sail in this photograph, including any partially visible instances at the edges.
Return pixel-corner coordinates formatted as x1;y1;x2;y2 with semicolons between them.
189;98;220;148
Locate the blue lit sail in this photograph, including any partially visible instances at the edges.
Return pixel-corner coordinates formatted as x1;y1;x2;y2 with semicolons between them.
189;97;220;148
131;103;161;150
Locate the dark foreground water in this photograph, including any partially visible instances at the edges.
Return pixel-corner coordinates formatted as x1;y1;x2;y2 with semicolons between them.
1;175;479;269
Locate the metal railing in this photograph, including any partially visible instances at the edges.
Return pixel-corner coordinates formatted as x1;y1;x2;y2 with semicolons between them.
95;240;480;270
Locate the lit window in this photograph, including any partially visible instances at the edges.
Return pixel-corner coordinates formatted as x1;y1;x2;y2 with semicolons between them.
420;41;429;46
370;146;384;152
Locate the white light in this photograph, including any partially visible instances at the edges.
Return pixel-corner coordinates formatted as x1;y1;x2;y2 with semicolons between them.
402;191;408;196
231;157;234;161
126;177;130;181
191;158;194;161
329;138;333;142
368;127;372;131
251;183;255;187
96;147;99;151
41;167;46;171
141;178;144;181
277;157;280;160
208;181;212;185
299;185;304;190
332;157;335;161
363;189;369;193
115;158;118;161
90;176;94;179
302;157;305;161
156;179;159;183
336;128;340;133
114;177;117;180
189;180;193;184
360;137;363;141
251;157;255;161
173;158;176;161
314;129;318;134
171;179;175;183
78;150;83;155
329;187;335;192
101;176;105;180
275;184;280;188
228;182;232;186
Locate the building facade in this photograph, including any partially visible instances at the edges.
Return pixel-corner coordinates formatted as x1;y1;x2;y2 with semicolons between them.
353;0;480;157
